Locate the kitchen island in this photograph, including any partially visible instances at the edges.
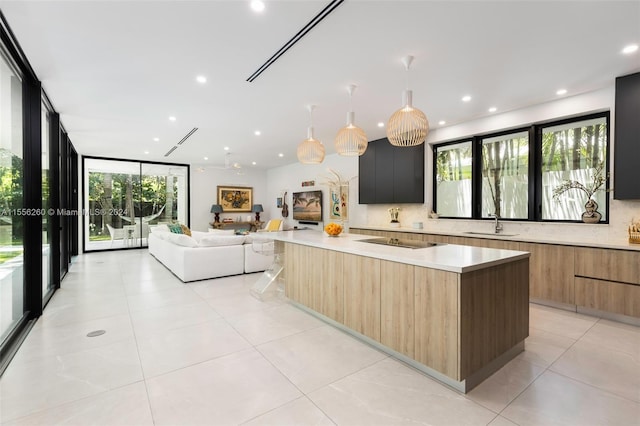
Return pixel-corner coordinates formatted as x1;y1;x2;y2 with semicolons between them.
267;230;530;393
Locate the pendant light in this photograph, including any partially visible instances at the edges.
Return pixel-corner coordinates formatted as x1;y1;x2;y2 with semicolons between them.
387;55;429;147
297;105;325;164
335;84;368;156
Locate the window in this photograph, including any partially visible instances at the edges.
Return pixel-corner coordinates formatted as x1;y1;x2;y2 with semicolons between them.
433;112;608;222
541;117;608;221
481;131;529;219
434;141;472;218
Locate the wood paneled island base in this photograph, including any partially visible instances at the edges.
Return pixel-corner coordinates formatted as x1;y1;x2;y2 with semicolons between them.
272;231;530;393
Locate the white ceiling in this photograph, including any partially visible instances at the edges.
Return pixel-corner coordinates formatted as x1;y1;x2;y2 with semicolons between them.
1;1;639;170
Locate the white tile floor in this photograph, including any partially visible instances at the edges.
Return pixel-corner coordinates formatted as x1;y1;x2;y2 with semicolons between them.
1;250;639;426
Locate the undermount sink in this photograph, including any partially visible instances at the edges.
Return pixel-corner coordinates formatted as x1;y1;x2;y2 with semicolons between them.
464;231;519;237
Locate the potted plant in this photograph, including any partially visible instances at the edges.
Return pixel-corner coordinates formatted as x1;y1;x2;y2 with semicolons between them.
552;161;606;223
388;207;401;228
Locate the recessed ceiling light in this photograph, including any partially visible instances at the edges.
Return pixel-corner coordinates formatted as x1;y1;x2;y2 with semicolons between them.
153;137;159;142
144;151;149;154
556;89;567;95
462;95;472;102
196;75;207;84
169;116;176;121
224;146;230;151
204;157;208;160
438;120;446;126
377;122;385;128
278;153;284;158
250;0;265;12
254;130;261;136
622;44;638;54
252;161;257;165
488;107;497;113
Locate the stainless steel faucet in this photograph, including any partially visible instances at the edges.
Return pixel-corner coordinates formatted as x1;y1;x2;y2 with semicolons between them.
489;213;503;234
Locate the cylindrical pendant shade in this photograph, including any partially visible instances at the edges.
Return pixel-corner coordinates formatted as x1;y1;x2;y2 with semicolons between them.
387;91;429;147
335;111;368;156
297;126;325;164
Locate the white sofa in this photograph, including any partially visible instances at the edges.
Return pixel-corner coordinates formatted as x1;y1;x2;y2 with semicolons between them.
148;230;273;282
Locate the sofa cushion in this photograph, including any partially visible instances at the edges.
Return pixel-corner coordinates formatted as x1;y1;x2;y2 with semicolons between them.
198;235;246;247
165;232;198;247
150;224;170;233
180;224;192;236
208;229;236;235
153;231;168;240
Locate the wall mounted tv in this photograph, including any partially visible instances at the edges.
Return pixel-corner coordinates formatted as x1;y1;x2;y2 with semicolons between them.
292;190;322;223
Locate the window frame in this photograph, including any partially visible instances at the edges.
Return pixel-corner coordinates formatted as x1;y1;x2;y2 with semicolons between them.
433;111;610;223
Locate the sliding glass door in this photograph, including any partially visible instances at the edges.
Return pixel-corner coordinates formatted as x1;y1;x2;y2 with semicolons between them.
83;157;188;252
0;48;25;347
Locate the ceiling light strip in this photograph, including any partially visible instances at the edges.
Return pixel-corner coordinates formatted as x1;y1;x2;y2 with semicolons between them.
177;127;198;145
164;146;178;157
246;0;344;83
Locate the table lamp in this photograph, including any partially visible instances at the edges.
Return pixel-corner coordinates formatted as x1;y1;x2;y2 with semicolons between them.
210;204;223;223
251;204;263;222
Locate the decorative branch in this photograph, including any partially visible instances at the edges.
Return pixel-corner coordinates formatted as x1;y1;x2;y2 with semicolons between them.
552;161;606;202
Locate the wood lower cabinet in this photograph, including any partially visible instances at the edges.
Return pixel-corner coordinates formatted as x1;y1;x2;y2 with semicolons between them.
521;243;575;305
284;244;344;323
575;277;640;318
343;254;381;341
574;247;640;285
414;268;458;378
380;260;415;358
574;247;640;319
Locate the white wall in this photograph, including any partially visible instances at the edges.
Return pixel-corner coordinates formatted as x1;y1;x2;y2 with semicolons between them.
266;86;640;242
266;154;361;231
189;166;268;232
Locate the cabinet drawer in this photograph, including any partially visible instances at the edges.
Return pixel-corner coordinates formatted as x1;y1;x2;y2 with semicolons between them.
574;247;640;285
575;277;640;318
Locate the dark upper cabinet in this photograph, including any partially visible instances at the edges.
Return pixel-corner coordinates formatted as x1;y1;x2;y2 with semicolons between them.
614;72;640;200
358;137;424;204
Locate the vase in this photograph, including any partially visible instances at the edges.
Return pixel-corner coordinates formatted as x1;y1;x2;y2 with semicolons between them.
581;199;602;223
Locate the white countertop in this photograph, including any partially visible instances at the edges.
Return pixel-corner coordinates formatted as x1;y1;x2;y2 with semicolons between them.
350;225;640;252
265;230;530;274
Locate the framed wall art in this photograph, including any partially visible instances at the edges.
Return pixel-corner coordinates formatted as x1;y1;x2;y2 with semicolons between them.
217;186;253;212
330;184;349;220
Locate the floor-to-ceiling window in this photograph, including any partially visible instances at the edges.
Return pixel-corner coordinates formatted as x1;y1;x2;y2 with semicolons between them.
41;100;53;303
0;10;78;374
83;157;189;252
0;46;25;351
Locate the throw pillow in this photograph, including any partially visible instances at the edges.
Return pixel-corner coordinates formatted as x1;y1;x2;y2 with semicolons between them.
165;232;198;248
198;235;246;247
168;224;183;234
180;224;192;236
266;219;282;231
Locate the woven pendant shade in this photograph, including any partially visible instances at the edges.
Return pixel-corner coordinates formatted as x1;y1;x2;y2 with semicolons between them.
335;112;368;156
387;90;429;146
335;84;368;156
297;105;325;164
386;56;429;147
297;128;325;164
